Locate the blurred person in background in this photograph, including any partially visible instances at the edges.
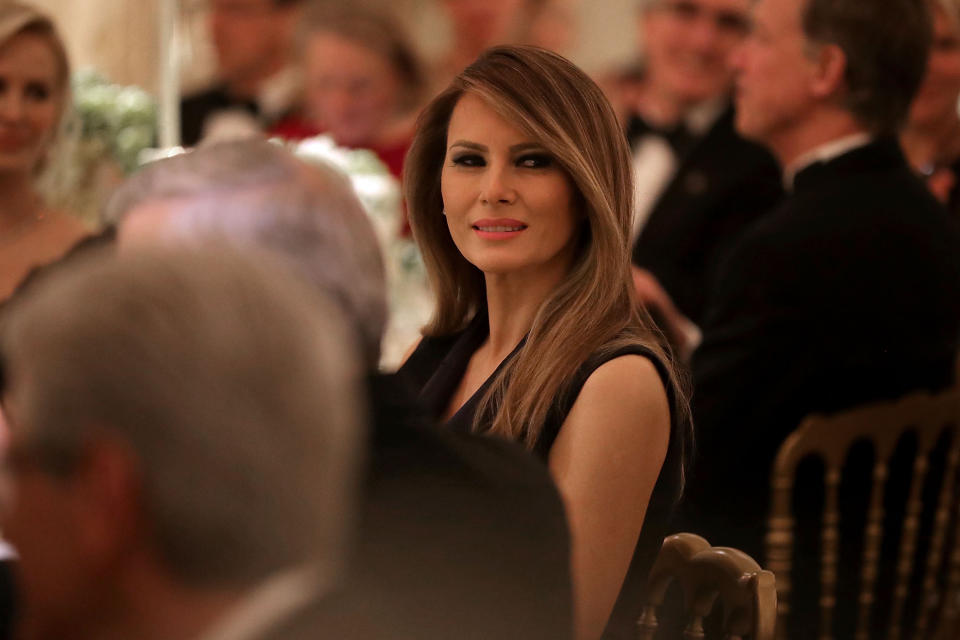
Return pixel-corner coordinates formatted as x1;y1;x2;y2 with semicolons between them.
521;0;578;54
613;0;782;356
0;2;87;302
271;5;425;180
180;0;304;146
105;140;573;640
433;0;528;89
902;0;960;214
0;246;366;640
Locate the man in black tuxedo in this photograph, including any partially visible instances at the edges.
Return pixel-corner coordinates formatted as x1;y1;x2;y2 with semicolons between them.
682;0;960;583
180;0;303;145
625;0;784;339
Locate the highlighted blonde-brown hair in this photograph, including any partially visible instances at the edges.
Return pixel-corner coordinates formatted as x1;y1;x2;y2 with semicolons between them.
405;45;688;450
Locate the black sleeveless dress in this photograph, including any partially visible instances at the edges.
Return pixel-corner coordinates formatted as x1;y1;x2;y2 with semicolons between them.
397;311;684;640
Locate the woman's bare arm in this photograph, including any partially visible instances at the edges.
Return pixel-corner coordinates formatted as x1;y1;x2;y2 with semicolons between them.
548;354;670;640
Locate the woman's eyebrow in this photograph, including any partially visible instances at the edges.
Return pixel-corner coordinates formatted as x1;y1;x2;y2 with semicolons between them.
509;142;544;153
448;140;486;151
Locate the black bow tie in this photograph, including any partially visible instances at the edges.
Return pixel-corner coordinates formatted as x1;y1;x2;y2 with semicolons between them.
626;114;695;155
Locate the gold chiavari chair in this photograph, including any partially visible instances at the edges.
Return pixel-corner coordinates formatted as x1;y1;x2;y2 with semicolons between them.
638;533;777;640
766;389;960;640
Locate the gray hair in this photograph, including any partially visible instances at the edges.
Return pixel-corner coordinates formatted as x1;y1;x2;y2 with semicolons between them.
105;140;387;368
0;246;366;586
802;0;932;135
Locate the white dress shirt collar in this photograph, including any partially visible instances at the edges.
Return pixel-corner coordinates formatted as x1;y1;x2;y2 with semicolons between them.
783;132;873;189
196;565;327;640
684;97;727;136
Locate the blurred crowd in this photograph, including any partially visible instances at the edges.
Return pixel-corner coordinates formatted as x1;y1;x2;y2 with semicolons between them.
0;1;959;640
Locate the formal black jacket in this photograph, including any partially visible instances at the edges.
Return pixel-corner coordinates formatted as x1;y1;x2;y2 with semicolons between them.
630;107;784;325
305;374;573;640
681;138;960;566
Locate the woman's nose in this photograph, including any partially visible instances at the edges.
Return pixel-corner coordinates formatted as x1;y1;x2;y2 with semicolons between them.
0;91;24;122
480;163;517;205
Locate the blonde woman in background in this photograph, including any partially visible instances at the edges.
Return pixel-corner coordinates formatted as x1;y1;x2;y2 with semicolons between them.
0;2;86;300
399;46;690;640
902;0;960;213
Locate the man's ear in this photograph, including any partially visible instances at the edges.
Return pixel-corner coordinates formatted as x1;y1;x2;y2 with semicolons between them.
71;436;143;564
809;43;848;99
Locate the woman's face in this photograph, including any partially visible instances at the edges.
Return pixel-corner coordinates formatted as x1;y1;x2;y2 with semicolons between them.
0;32;62;174
304;32;401;148
440;93;580;280
909;7;960;130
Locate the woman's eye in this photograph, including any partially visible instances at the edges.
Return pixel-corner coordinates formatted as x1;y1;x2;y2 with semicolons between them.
517;153;553;169
451;153;485;167
25;82;50;101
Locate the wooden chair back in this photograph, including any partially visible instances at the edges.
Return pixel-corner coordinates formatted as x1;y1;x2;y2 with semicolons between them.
638;533;777;640
766;390;960;640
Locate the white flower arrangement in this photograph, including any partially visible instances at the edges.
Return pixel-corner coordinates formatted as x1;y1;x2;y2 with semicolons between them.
285;135;434;370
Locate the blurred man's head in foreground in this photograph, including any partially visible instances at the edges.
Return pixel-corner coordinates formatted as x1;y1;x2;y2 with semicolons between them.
106;140;387;369
0;246;365;640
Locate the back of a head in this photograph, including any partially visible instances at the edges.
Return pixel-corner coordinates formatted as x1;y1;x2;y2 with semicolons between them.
105;140;388;368
803;0;932;134
0;246;366;586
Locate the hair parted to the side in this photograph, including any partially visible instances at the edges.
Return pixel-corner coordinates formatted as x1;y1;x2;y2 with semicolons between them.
802;0;932;135
404;45;689;453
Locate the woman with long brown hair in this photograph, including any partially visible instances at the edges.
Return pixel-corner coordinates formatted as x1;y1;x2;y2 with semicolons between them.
399;45;689;640
0;2;87;301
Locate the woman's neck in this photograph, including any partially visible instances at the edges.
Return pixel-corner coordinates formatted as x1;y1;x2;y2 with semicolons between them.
902;117;960;170
483;266;567;361
0;171;42;232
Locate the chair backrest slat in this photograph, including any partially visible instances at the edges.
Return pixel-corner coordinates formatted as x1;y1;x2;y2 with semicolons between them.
887;452;930;640
820;468;841;640
915;444;960;639
854;459;888;640
933;489;960;638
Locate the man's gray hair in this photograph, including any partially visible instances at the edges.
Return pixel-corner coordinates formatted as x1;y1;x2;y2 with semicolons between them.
0;246;365;585
105;141;387;368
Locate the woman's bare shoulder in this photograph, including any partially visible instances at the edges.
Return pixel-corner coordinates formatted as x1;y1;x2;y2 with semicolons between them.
550;353;671;463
